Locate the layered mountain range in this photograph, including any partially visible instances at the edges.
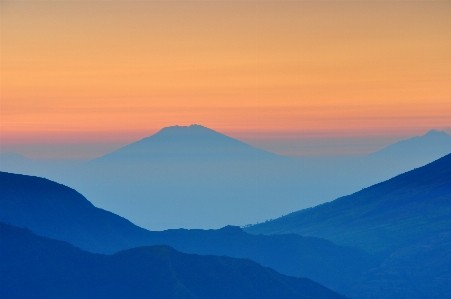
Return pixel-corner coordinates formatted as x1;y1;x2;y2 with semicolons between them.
246;152;451;253
1;223;346;299
1;125;450;230
246;153;451;298
0;171;373;294
2;150;451;298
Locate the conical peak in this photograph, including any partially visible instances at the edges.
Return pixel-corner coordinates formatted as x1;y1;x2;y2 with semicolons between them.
423;129;449;138
161;124;207;130
157;124;213;134
93;124;281;162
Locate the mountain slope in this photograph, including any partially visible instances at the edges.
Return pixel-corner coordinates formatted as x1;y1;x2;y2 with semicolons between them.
2;127;449;230
354;129;451;186
0;223;347;299
94;124;282;162
246;153;451;253
3;166;451;298
290;130;451;205
0;171;374;295
0;171;152;254
349;230;451;299
366;129;451;163
69;125;306;230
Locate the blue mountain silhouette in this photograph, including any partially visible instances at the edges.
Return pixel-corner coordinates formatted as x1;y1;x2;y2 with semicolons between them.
246;152;451;252
0;223;347;299
1;126;449;230
94;124;283;162
0;171;373;295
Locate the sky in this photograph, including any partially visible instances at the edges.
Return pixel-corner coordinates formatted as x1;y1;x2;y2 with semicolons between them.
1;1;450;159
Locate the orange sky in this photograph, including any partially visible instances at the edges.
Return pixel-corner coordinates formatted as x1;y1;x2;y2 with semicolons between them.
1;1;450;152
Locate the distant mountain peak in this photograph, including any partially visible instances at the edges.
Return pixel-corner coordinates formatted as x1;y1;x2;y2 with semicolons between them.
153;124;220;138
132;124;243;150
93;124;282;162
159;124;210;132
366;129;451;159
423;129;449;138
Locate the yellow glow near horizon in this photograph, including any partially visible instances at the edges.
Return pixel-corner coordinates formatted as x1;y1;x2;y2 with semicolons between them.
1;1;450;145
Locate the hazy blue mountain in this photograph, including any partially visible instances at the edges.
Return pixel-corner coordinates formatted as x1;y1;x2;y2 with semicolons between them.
246;153;451;254
2;127;449;230
366;129;451;163
65;125;310;230
4;170;451;298
356;129;451;185
0;171;155;254
94;124;282;162
0;171;374;295
0;223;347;299
246;153;451;298
146;226;376;294
292;130;451;199
3;126;303;230
80;127;449;230
348;230;451;299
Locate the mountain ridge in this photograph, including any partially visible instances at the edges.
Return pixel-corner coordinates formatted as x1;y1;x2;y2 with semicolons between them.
0;171;152;253
93;124;285;163
0;170;375;295
0;222;347;299
365;129;451;160
2;126;450;230
245;153;451;253
3;157;451;298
